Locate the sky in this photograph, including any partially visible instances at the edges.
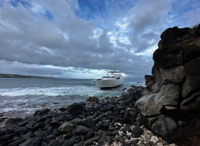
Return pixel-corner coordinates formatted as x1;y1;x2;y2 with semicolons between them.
0;0;200;81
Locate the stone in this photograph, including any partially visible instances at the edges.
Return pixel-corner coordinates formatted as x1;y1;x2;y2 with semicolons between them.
182;75;200;98
82;118;96;129
183;43;200;61
136;84;180;116
58;122;73;133
151;115;177;138
58;135;65;144
153;46;183;68
74;125;89;135
132;125;144;137
33;108;51;117
13;127;28;136
185;58;200;75
26;121;36;129
70;118;82;127
19;137;42;146
47;140;60;146
8;138;25;146
67;103;86;115
86;97;99;102
160;66;186;83
161;26;190;43
84;130;94;139
145;75;155;88
5;118;23;127
62;137;75;146
180;90;200;112
56;113;73;121
44;135;55;142
33;122;46;131
0;133;15;141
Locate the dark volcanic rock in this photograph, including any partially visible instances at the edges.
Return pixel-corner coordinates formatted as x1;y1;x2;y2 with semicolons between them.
74;125;89;135
132;125;144;137
5;118;23;127
19;137;42;146
67;103;86;115
33;108;51;117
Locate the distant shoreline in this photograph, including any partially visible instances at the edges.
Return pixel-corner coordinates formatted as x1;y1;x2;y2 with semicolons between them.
0;74;43;78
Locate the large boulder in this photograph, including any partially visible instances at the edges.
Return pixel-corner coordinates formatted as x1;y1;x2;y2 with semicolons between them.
161;26;190;44
144;75;155;89
182;75;200;98
185;57;200;75
151;115;177;138
153;46;183;68
180;90;200;112
183;42;200;61
160;66;186;83
136;84;180;116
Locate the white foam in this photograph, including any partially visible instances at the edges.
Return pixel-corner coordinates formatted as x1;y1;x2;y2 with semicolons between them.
0;86;121;97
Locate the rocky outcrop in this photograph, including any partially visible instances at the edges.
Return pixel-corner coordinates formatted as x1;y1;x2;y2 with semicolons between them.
136;25;200;144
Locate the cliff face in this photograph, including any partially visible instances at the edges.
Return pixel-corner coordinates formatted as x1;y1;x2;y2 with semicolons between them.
136;25;200;143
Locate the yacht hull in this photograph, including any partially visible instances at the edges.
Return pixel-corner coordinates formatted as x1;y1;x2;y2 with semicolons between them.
94;79;124;89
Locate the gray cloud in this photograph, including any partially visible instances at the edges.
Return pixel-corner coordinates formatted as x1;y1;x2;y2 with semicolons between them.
0;0;199;81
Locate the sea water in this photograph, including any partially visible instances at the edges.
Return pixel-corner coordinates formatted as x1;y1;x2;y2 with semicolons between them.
0;78;142;119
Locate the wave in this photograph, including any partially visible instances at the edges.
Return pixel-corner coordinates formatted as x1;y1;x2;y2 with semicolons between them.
0;85;122;97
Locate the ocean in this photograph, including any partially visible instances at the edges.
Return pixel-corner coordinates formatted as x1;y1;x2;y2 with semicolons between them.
0;78;143;120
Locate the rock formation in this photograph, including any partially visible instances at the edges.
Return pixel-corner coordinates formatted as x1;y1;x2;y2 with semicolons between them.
136;25;200;144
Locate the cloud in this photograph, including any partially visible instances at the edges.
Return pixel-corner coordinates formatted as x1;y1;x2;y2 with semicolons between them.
0;0;199;81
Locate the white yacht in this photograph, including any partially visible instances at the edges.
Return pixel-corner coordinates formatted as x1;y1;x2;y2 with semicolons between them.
93;71;124;89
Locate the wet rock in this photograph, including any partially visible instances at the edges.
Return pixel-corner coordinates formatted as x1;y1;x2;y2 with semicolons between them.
74;125;89;135
33;122;46;131
5;118;23;127
13;127;28;136
26;121;36;129
56;113;73;121
86;97;100;103
67;103;86;115
58;122;73;133
33;108;51;117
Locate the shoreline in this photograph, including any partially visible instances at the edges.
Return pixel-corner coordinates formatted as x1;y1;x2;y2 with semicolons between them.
0;86;177;146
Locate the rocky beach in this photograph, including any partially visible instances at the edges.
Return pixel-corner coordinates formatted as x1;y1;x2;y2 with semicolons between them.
1;25;200;146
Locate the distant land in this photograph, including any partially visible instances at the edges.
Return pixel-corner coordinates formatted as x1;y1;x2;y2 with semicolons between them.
0;74;43;78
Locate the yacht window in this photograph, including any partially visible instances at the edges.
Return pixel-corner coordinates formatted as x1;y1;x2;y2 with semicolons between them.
116;77;120;79
111;76;116;78
102;76;111;78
